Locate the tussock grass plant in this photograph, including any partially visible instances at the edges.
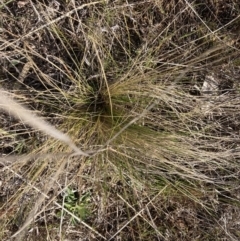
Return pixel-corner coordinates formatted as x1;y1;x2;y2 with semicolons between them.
1;0;240;240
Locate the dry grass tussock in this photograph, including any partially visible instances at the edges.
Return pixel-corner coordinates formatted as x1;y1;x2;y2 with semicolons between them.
1;0;240;240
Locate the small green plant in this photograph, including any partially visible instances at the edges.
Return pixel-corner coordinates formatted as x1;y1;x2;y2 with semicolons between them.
58;188;91;224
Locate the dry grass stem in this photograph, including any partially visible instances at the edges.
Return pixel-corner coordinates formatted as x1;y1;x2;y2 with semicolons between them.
0;90;88;156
